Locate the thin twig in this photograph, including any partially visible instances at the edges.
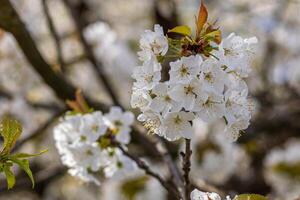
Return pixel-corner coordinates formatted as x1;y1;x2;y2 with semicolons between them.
155;136;183;190
181;139;192;200
117;144;181;199
61;0;120;106
41;0;65;72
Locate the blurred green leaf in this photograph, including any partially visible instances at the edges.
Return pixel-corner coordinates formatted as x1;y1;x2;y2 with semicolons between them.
10;158;34;188
234;194;268;200
121;176;148;200
272;162;300;179
11;149;48;159
3;164;15;189
168;25;191;36
0;116;22;155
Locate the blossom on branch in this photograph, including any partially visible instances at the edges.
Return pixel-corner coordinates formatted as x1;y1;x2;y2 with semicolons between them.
131;13;257;141
53;107;136;185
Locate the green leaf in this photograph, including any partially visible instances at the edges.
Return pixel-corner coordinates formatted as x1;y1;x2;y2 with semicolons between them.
11;149;48;159
3;164;15;189
234;194;268;200
168;25;192;36
10;158;34;188
204;29;222;44
0;116;22;155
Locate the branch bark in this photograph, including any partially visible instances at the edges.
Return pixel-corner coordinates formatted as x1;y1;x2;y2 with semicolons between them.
181;139;192;200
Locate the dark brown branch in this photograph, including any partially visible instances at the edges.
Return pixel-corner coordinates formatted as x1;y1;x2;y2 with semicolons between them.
41;0;65;72
117;144;181;199
61;0;120;106
181;139;192;200
0;0;110;113
0;0;75;101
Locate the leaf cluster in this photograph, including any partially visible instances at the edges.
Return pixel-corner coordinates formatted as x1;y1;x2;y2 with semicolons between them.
167;2;221;58
0;116;47;189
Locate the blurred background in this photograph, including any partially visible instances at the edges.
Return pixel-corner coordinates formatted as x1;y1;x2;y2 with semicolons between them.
0;0;300;199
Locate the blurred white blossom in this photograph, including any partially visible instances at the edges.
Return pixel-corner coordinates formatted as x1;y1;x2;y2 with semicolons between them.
53;107;136;185
264;139;300;199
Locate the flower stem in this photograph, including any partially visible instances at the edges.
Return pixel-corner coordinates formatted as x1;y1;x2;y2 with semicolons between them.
181;139;192;200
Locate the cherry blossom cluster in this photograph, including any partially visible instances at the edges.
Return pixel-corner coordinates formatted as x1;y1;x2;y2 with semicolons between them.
53;107;136;185
131;24;257;141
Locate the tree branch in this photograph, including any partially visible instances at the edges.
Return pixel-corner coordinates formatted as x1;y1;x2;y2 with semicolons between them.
117;144;181;199
41;0;65;72
61;0;120;106
181;139;192;200
0;0;75;101
155;136;183;191
0;0;110;112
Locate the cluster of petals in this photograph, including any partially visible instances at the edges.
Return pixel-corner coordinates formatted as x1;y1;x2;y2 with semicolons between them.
190;189;231;200
131;24;257;141
53;107;136;185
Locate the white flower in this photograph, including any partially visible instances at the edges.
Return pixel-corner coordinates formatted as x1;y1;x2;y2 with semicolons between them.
54;114;83;148
137;111;163;135
66;143;107;171
217;33;257;78
223;88;253;141
190;189;222;200
53;108;135;185
69;166;101;185
223;89;250;125
139;24;168;60
148;82;181;114
169;55;202;84
79;111;108;143
131;89;151;111
132;58;161;90
200;58;227;93
169;78;202;111
104;148;137;179
193;90;225;123
224;117;250;141
104;106;134;144
132;26;257;141
161;111;195;141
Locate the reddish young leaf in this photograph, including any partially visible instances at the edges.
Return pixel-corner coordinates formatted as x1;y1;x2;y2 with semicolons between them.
196;1;208;38
66;89;91;114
